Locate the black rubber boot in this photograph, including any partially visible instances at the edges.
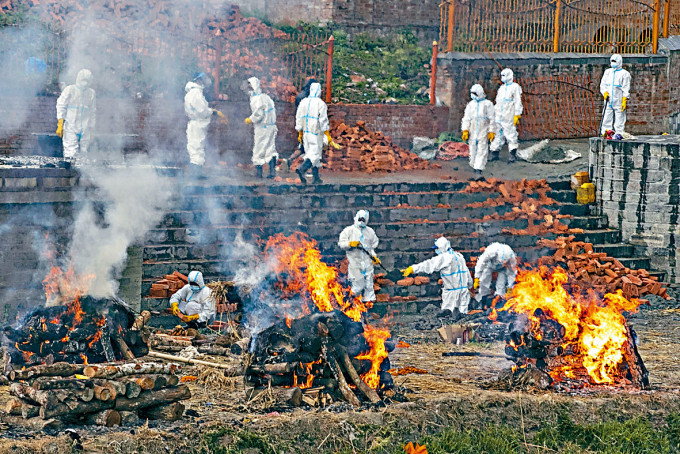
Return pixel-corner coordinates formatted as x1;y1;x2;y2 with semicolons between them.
255;165;263;178
296;159;312;185
490;150;500;161
312;166;323;184
508;149;517;163
267;157;277;179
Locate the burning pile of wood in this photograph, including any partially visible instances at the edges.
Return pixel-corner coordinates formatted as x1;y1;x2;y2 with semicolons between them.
460;179;580;235
326;121;439;173
497;267;649;391
3;297;149;369
537;236;669;300
246;311;394;407
5;361;189;428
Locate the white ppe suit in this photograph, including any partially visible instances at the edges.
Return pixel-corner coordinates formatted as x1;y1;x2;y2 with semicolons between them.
411;237;472;314
56;69;96;160
600;54;631;135
184;81;213;166
247;77;278;166
295;82;329;168
474;242;518;302
169;270;216;324
490;68;523;153
338;210;379;302
462;84;496;171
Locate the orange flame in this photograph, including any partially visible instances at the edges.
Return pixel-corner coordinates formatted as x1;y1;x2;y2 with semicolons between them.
80;353;88;365
356;324;391;389
501;266;642;384
43;266;93;306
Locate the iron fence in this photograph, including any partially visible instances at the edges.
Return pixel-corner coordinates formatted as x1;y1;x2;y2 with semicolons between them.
439;0;671;54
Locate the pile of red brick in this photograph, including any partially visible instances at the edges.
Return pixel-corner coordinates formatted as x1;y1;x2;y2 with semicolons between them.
327;121;439;173
538;236;669;301
148;271;188;299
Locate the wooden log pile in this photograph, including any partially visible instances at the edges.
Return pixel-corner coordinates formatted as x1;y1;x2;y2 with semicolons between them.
537;236;669;300
246;310;394;407
325;121;440;173
5;361;190;427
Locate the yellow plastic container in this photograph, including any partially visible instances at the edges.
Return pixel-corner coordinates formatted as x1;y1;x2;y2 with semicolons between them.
577;183;595;204
571;171;590;190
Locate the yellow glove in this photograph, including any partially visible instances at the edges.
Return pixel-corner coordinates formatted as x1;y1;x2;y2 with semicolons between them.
621;97;627;111
56;118;64;138
324;131;341;149
298;130;303;143
184;314;199;322
372;256;381;265
473;278;479;289
349;241;361;248
244;117;252;125
513;115;521;126
603;92;610;101
215;110;228;124
487;132;495;142
461;130;469;142
401;266;414;277
171;302;180;316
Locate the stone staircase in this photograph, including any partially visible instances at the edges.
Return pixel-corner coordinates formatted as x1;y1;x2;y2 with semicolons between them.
141;179;662;323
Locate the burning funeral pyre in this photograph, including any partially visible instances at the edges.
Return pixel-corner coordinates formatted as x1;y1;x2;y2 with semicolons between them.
495;266;648;392
3;267;149;370
245;233;394;407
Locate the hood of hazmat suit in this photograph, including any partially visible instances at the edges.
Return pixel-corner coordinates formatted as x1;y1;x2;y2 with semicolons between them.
76;69;93;90
248;77;262;96
610;54;623;69
188;270;205;289
354;209;369;228
500;68;514;85
309;82;322;99
470;84;486;101
185;81;203;94
433;236;451;255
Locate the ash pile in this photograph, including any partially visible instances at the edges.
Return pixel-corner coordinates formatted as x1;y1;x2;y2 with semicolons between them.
5;361;190;430
246;310;394;408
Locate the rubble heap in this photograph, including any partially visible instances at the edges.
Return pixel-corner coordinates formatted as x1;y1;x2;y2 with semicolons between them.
537;236;669;300
5;361;189;428
326;121;439;173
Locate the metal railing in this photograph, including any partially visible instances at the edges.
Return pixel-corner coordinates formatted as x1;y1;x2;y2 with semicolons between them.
439;0;672;54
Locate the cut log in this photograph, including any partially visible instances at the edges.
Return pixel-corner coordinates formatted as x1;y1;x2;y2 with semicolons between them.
9;362;84;381
123;380;142;398
5;398;23;415
21;403;40;419
3;415;63;431
111;334;136;361
246;386;302;407
119;375;155;391
325;350;360;407
83;409;121;427
83;361;181;379
336;348;380;403
39;397;114;420
249;363;291;374
93;385;113;401
92;379;125;398
114;384;191;412
230;338;251;355
148;351;237;370
119;410;141;426
139;402;185;421
32;377;93;391
10;383;57;407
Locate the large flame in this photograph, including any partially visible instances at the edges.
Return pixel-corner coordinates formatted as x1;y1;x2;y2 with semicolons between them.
265;233;390;389
500;266;642;384
43;266;93;307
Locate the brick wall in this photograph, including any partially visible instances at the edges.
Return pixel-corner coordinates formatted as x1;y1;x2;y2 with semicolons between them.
227;0;334;24
0;97;448;162
436;50;680;138
590;136;680;284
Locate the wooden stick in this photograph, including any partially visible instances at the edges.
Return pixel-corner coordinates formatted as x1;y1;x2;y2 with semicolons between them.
139;402;185;421
148;350;241;371
336;348;380;403
114;385;191;412
9;362;84;381
83;409;121;427
325;349;360;407
84;361;181;379
111;334;136;361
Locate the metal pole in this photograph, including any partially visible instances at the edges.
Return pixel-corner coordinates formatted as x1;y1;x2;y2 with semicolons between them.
430;41;439;106
325;35;334;104
447;0;455;53
663;0;671;38
652;0;661;53
553;0;562;53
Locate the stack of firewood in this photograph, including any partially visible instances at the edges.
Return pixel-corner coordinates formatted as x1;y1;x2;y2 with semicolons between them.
5;361;190;429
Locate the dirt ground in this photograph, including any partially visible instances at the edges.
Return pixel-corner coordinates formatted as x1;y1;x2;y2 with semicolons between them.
2;300;680;453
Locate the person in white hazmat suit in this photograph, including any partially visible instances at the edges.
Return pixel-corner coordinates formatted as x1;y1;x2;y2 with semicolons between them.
56;69;96;164
170;270;216;327
474;242;518;304
401;237;472;315
489;68;523;163
461;84;496;177
244;77;278;178
600;54;631;137
184;74;226;168
294;82;340;185
338;210;381;303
